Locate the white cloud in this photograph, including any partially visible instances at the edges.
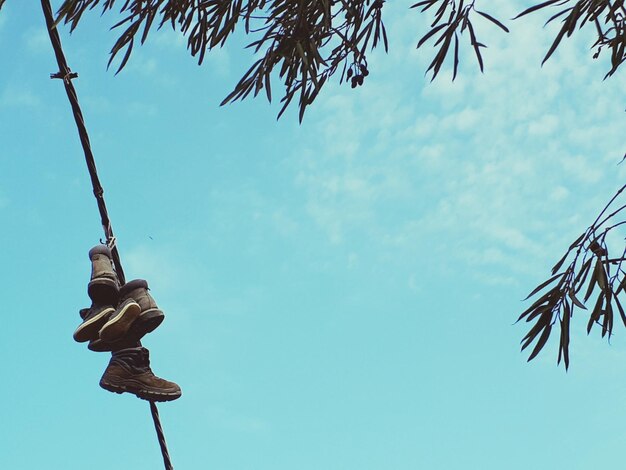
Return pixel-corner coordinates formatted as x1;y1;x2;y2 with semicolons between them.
152;28;186;49
0;85;41;107
203;405;271;434
125;100;158;117
23;27;49;53
289;0;625;285
152;27;231;78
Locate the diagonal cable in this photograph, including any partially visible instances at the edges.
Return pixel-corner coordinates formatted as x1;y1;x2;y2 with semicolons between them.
40;1;174;468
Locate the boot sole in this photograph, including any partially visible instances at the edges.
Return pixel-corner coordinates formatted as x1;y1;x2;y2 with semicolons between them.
89;309;165;351
100;377;181;402
131;309;164;336
99;301;141;342
73;307;115;343
88;337;140;352
88;278;119;304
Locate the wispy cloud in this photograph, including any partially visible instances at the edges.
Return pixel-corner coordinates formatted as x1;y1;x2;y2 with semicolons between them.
152;27;231;79
23;27;49;54
0;85;41;108
290;0;625;285
203;405;272;434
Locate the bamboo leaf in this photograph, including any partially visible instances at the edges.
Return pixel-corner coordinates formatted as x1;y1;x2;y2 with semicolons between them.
524;272;564;300
466;20;484;72
583;259;601;302
475;10;510;32
568;289;587;310
513;0;564;20
411;0;437;9
569;232;586;250
527;324;552;362
603;297;613;338
574;258;593;291
518;289;555;322
452;33;459;80
542;22;568;65
614;295;626;327
587;293;605;334
522;312;552;349
551;251;569;275
417;23;448;48
561;301;571;369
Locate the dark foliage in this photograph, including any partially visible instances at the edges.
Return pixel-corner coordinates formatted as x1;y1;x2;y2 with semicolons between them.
53;0;509;120
55;0;391;121
413;0;508;81
520;185;626;369
48;1;624;119
514;0;626;78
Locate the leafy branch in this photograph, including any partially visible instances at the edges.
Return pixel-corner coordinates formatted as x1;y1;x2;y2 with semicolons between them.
514;0;626;78
520;184;626;369
23;0;620;118
55;0;389;122
413;0;509;80
52;0;507;120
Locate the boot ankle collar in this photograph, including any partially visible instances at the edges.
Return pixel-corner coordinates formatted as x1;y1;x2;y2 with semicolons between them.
89;244;112;258
111;346;151;370
111;346;147;356
120;279;148;296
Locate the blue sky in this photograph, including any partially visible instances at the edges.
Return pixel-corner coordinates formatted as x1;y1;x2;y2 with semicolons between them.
1;1;626;469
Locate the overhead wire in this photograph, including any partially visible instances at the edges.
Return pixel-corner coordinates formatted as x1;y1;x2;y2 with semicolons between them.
40;1;174;468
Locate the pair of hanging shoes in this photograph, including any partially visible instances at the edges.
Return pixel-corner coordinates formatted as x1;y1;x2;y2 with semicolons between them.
73;246;164;348
73;244;181;402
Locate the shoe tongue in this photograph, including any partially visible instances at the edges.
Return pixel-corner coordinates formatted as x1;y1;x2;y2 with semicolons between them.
112;347;151;372
120;279;148;296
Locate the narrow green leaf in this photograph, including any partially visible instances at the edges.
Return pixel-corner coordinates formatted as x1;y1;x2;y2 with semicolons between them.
551;251;569;275
583;259;601;302
114;38;134;74
527;324;552;362
614;295;626;327
522;312;551;349
264;70;272;102
417;23;448;48
615;274;626;295
452;33;459;80
517;289;554;322
513;0;563;20
475;10;510;32
568;289;587;310
573;258;593;291
524;272;564;300
562;301;571;369
569;232;586;250
597;261;607;290
466;20;484;72
603;298;613;338
587;293;605;334
541;22;568;65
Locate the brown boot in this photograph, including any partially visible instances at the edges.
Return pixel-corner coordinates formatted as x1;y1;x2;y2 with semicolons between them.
73;305;115;343
99;347;181;402
88;245;120;304
98;298;142;342
119;279;165;337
